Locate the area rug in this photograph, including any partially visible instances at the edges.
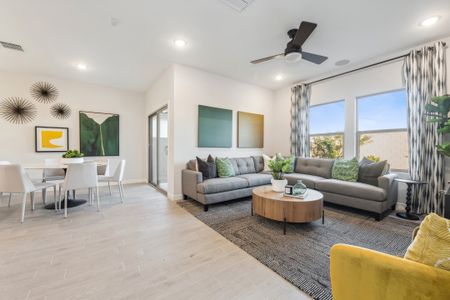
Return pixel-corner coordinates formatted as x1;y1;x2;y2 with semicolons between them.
178;198;418;300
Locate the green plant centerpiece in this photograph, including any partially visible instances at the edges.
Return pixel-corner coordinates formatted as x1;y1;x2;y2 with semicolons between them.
268;154;294;192
425;94;450;156
61;149;84;163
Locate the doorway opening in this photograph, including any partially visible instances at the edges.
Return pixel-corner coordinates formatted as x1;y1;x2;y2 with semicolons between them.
148;106;168;193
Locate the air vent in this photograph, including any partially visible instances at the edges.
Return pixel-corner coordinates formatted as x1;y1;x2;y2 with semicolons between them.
220;0;254;12
0;41;24;52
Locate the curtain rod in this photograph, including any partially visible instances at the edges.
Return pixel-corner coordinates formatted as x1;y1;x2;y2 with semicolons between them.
304;42;447;86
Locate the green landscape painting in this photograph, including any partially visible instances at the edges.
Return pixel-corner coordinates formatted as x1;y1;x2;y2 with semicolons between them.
80;111;119;156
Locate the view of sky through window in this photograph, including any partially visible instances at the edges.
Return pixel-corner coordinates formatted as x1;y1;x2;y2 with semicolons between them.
310;100;345;134
358;90;407;131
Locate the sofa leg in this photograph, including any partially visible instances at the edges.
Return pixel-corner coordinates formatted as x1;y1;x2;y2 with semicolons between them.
204;204;209;212
183;194;188;200
375;213;382;221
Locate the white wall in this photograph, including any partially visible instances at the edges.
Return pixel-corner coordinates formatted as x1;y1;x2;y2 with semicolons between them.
144;67;175;196
0;70;146;182
168;65;275;198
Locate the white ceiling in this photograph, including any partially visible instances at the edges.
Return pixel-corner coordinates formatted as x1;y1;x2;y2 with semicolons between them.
1;0;449;91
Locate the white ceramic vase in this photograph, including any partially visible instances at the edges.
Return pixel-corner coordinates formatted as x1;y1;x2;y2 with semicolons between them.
271;178;288;193
60;157;84;164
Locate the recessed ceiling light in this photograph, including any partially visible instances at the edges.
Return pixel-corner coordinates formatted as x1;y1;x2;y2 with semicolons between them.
173;39;187;48
76;63;87;70
420;16;440;27
335;59;350;66
275;74;284;81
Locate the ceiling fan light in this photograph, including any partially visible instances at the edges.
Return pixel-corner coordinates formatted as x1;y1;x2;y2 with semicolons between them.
285;52;302;63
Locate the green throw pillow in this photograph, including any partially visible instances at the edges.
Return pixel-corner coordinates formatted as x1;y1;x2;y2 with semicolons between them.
332;158;359;182
216;157;235;178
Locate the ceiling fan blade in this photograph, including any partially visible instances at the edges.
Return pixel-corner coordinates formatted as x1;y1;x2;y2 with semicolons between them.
250;53;284;64
302;51;328;64
292;21;317;47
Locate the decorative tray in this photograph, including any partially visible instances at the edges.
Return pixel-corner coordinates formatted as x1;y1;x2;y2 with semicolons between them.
283;191;308;199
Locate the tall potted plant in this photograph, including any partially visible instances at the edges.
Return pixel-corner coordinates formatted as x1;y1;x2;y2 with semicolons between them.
268;154;293;192
425;94;450;155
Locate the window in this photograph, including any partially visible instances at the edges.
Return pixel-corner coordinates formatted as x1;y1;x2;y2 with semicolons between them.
309;100;345;159
357;89;408;170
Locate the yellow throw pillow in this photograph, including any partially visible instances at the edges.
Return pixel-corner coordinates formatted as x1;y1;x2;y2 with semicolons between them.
404;213;450;271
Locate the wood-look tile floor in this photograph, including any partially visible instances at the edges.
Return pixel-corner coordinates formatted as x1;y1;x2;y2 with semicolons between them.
0;184;310;300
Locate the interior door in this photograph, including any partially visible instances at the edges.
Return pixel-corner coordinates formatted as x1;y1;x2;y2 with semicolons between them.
148;106;168;192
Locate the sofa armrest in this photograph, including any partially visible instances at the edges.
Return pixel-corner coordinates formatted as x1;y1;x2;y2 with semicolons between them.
182;169;203;200
378;173;398;205
330;244;450;300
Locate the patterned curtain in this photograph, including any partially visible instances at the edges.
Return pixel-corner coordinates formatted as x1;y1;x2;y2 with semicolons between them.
290;84;311;157
403;41;447;215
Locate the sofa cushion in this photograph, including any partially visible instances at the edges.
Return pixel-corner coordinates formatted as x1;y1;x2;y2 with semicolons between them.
237;173;272;187
332;158;359;182
358;158;388;186
283;173;326;189
252;156;264;173
405;213;450;271
196;155;216;179
230;157;256;175
197;177;249;194
315;179;386;201
295;158;334;178
216;157;235;178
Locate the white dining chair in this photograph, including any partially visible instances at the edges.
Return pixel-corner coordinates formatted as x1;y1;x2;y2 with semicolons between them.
0;164;57;222
42;158;64;204
58;162;99;218
98;160;126;202
0;161;12;207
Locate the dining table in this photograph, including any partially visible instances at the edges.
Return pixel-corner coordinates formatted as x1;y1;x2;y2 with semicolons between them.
24;162;105;210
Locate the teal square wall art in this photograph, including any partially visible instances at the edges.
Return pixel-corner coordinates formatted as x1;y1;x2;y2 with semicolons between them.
80;111;119;156
198;105;232;148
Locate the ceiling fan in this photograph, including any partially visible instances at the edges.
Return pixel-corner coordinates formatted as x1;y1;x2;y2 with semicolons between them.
251;21;328;65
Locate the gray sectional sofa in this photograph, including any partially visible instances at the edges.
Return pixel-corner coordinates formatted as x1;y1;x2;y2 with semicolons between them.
182;156;398;220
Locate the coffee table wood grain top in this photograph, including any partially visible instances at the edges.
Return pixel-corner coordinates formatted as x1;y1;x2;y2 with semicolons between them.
252;185;324;227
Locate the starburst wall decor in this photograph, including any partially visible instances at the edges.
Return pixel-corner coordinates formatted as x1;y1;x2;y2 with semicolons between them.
0;97;37;124
30;81;59;103
50;103;72;119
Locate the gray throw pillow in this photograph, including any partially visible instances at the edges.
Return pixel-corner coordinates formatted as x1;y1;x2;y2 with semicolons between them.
196;155;216;179
358;157;388;186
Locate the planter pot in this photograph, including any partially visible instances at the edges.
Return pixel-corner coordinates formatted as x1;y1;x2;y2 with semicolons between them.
60;157;84;164
271;178;288;193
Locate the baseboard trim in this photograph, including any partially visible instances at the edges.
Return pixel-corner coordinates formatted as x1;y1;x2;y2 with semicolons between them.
168;193;184;201
98;178;146;187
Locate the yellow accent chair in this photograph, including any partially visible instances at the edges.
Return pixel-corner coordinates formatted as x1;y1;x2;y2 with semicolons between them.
330;243;450;300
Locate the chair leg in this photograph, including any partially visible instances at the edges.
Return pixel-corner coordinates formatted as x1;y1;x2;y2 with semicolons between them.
118;182;124;203
8;193;12;208
53;186;56;205
96;187;100;211
108;182;112;195
21;193;27;223
64;189;68;218
30;192;35;211
72;190;76;200
42;188;46;204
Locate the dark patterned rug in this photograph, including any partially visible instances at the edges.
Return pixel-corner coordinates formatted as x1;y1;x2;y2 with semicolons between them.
178;198;418;300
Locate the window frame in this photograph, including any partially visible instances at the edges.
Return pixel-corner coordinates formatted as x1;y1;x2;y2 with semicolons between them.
309;99;346;158
356;88;408;172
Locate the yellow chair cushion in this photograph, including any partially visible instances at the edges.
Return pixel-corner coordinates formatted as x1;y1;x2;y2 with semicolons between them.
404;213;450;271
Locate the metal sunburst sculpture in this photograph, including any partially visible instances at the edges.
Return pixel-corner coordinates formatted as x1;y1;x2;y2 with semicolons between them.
0;97;37;124
30;81;59;103
50;103;72;119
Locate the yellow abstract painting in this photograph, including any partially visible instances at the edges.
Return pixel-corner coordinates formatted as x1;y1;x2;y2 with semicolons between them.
35;126;68;152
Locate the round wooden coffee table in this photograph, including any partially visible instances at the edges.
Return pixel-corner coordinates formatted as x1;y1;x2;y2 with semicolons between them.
252;185;324;235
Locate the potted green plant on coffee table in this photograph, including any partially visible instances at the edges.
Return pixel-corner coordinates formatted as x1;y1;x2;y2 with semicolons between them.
268;154;293;192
